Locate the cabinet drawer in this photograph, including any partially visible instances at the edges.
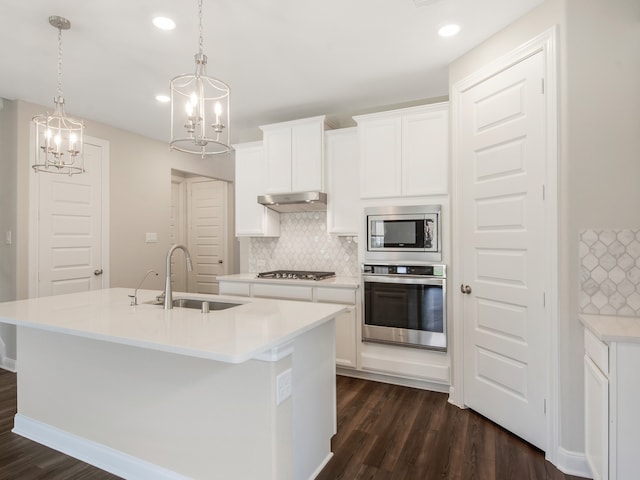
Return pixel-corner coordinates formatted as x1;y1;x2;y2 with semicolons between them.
316;287;356;305
219;282;251;297
585;328;609;376
252;283;314;301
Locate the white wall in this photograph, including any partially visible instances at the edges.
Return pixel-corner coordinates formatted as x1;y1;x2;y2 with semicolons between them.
0;99;18;368
13;99;234;298
449;0;640;456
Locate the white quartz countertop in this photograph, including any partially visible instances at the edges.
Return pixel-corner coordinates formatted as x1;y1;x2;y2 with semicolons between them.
217;273;360;288
0;288;346;363
579;313;640;343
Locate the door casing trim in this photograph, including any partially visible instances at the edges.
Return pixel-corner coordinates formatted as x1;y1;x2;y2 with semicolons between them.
450;26;559;465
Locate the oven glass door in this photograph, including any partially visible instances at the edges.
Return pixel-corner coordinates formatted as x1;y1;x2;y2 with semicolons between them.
363;275;446;350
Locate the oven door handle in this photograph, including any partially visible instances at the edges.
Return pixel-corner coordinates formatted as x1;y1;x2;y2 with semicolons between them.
362;274;445;286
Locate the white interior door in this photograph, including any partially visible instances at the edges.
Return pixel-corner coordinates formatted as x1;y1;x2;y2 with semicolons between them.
460;51;547;449
187;179;228;294
35;138;109;297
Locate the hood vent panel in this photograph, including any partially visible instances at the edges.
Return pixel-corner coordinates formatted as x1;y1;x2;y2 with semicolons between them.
257;192;327;213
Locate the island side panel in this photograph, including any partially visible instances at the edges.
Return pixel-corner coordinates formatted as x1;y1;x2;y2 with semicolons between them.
15;326;293;480
293;318;336;479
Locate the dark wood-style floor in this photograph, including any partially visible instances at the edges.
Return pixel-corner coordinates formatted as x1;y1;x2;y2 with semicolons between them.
0;368;585;479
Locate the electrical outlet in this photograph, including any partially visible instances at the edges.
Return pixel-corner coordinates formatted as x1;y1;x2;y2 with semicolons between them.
276;368;292;405
145;232;158;243
5;231;11;245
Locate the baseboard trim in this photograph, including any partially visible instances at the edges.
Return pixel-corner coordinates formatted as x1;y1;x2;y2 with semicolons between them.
12;414;190;480
336;368;450;393
554;446;592;478
0;356;16;373
308;452;333;480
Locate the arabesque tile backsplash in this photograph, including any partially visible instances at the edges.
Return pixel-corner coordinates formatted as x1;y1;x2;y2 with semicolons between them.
580;229;640;316
248;212;359;276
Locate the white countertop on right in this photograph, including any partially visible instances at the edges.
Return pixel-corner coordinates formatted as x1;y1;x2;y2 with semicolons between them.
579;313;640;343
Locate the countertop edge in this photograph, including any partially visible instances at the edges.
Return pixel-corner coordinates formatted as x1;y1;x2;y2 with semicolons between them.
579;313;640;343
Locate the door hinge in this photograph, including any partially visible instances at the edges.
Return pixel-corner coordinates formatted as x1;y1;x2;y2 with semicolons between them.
541;78;545;94
542;184;546;200
544;398;547;414
543;291;546;307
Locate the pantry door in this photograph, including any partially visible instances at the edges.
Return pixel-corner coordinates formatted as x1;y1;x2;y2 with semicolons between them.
30;136;110;297
187;178;228;294
457;49;549;450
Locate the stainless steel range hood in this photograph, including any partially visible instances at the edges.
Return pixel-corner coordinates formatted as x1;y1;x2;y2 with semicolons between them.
257;192;327;213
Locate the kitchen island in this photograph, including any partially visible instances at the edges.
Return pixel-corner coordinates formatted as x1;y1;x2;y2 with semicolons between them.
0;288;345;480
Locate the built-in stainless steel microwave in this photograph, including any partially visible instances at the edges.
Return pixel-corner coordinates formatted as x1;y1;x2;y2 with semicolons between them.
365;205;441;263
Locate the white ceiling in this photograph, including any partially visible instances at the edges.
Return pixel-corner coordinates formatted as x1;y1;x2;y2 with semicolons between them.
0;0;543;143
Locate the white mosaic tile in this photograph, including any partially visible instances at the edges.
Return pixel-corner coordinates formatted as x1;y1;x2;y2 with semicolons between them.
248;212;359;277
579;229;640;316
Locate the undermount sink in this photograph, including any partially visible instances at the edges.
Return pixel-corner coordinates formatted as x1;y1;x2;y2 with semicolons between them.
171;298;241;311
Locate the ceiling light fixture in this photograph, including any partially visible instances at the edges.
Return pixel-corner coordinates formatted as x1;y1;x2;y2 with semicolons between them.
152;16;176;31
169;0;231;157
32;16;84;175
438;24;461;37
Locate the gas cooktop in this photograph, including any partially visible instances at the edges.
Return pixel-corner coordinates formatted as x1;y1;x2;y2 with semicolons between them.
256;270;336;281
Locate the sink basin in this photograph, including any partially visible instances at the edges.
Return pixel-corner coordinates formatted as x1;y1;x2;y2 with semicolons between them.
171;298;241;311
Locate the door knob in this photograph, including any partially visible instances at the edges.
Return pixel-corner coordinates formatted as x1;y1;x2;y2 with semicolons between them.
460;284;472;294
218;260;224;264
94;269;104;276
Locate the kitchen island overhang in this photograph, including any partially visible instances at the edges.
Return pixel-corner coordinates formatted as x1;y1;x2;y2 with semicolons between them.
0;288;345;480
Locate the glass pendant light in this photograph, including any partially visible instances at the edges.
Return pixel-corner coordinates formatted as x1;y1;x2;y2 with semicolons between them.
32;16;85;175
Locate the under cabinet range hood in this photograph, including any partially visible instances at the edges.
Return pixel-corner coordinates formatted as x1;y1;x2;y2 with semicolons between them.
257;192;327;213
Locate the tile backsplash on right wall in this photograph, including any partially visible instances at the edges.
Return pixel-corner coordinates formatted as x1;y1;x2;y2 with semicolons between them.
580;229;640;316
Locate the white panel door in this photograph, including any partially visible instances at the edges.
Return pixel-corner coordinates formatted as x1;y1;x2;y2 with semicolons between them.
460;51;547;449
188;179;227;294
37;141;106;296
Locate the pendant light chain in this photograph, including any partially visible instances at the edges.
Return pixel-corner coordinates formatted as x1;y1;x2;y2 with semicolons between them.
56;25;64;99
198;0;204;56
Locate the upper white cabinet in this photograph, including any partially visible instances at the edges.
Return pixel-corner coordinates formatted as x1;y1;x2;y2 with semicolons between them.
233;142;280;237
325;128;359;235
354;102;449;199
260;116;328;194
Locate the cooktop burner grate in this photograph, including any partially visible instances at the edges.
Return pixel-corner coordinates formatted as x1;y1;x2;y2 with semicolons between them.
256;270;336;281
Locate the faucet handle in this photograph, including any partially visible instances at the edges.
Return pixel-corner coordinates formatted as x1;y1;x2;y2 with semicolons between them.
128;294;137;306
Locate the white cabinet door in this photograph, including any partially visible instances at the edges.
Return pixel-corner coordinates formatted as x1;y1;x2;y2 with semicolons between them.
264;128;292;194
358;116;402;198
402;106;449;196
585;355;609;480
262;116;326;194
356;103;448;199
325;128;359;235
292;121;324;192
234;142;280;237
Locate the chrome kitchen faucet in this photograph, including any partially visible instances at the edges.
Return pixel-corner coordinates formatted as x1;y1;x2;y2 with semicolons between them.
164;244;193;309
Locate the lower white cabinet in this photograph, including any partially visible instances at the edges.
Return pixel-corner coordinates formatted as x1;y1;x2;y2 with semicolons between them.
219;279;358;369
584;328;640;480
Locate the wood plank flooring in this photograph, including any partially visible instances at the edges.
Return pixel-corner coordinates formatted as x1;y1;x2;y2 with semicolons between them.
318;376;586;480
0;368;585;479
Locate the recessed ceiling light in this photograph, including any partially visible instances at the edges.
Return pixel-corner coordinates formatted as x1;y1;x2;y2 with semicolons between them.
152;16;176;31
156;94;170;103
438;24;460;38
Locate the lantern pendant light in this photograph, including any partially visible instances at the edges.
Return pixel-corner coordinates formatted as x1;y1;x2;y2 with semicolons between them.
170;0;232;157
32;16;85;176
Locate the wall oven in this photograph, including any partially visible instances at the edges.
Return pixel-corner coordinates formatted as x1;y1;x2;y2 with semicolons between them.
362;263;446;351
365;205;441;264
